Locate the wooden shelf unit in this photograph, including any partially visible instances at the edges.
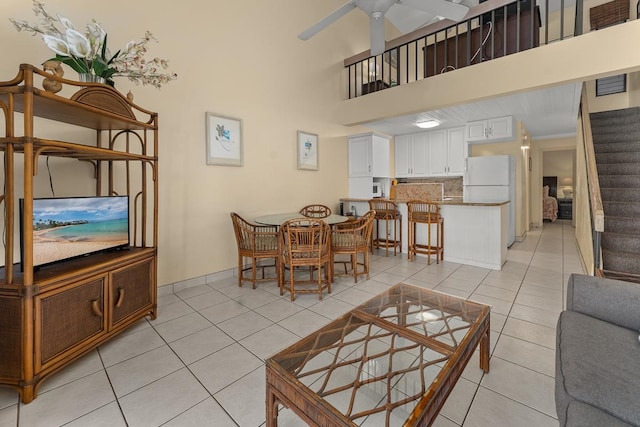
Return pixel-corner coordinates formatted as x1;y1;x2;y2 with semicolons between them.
0;64;158;403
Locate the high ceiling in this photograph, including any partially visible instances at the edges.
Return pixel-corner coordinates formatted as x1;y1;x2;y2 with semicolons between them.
361;82;582;139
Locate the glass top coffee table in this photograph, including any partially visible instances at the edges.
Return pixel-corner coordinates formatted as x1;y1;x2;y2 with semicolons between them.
266;283;491;426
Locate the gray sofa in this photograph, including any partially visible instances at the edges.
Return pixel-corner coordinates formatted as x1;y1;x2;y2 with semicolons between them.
556;274;640;426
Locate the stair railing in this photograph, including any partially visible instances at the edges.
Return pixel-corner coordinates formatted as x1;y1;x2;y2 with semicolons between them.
344;0;579;99
579;83;605;272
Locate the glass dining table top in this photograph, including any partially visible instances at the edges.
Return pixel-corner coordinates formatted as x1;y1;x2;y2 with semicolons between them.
254;212;350;226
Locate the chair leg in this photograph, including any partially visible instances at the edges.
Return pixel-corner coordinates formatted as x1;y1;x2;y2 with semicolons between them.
279;261;284;295
252;257;257;289
317;262;323;300
289;272;295;301
440;220;445;260
237;255;243;287
407;221;416;261
370;220;375;254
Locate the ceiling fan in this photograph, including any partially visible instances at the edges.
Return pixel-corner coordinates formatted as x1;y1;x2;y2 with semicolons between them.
298;0;470;56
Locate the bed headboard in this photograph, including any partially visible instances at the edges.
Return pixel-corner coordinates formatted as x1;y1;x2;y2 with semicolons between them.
543;176;558;198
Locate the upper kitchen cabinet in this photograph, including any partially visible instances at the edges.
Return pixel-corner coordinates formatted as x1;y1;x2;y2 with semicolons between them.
466;116;515;143
348;132;391;178
428;127;467;176
395;133;428;178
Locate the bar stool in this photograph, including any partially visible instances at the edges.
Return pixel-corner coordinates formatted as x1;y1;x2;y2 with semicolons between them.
368;199;402;256
407;200;443;264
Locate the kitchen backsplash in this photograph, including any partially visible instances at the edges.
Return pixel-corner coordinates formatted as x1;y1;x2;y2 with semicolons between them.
397;177;463;197
393;183;444;201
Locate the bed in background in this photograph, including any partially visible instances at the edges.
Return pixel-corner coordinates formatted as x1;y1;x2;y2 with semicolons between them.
543;176;558;221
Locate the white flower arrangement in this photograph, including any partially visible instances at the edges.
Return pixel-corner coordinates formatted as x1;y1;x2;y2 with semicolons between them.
10;0;177;89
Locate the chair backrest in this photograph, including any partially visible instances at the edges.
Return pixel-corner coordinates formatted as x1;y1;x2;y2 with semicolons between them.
299;204;332;218
332;210;376;249
407;200;440;222
368;199;400;218
230;212;252;250
280;218;330;261
230;212;277;252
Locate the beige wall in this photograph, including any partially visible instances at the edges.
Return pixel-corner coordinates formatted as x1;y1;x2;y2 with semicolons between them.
0;0;371;286
575;109;595;273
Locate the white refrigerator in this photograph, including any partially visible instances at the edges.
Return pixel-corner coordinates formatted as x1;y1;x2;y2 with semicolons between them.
463;155;516;247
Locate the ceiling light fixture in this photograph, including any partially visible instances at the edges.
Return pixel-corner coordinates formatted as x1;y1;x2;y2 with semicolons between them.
416;120;440;129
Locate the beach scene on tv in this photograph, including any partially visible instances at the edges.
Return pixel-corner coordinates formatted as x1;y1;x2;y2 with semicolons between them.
31;196;129;267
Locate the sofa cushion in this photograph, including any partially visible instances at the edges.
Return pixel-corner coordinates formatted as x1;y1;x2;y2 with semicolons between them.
566;400;635;427
557;311;640;426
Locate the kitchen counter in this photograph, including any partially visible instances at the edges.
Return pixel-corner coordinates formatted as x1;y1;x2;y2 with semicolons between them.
341;197;508;270
340;197;508;207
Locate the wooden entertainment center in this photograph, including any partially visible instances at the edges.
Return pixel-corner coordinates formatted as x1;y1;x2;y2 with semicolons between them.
0;64;158;403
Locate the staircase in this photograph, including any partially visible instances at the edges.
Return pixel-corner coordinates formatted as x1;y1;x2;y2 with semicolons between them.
590;107;640;282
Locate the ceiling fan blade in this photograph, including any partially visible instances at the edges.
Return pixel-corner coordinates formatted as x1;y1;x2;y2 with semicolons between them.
401;0;469;21
370;13;386;56
298;0;357;40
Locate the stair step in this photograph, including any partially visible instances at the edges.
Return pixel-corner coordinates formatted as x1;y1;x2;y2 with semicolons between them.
600;188;640;202
603;201;640;217
605;216;640;234
599;175;640;188
593;141;640;153
596;151;640;164
591;107;640;124
602;249;640;274
591;124;640;139
602;232;640;253
597;163;640;175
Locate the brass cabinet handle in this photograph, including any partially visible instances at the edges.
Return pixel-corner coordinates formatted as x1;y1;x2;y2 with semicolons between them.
115;288;125;308
90;299;103;317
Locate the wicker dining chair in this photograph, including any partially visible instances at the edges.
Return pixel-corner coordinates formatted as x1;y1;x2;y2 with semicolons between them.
299;204;332;218
230;212;279;289
279;218;332;301
331;210;376;283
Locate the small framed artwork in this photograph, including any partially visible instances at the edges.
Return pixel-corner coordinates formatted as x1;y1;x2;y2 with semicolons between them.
206;112;243;166
297;131;318;171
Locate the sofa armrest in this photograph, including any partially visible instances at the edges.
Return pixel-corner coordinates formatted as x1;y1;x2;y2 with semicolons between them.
567;273;640;331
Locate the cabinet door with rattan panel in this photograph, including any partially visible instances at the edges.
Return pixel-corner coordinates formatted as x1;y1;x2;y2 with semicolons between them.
35;277;107;370
0;296;23;379
110;257;156;327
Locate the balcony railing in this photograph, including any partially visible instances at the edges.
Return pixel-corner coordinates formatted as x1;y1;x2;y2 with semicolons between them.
345;0;579;99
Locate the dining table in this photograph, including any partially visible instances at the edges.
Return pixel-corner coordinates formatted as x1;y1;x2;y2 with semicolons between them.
254;212;350;226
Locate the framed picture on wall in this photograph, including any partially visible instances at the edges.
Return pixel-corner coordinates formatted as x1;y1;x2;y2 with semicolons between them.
206;112;243;166
297;131;318;171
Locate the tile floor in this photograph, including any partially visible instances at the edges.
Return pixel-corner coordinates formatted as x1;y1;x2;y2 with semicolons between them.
0;220;582;426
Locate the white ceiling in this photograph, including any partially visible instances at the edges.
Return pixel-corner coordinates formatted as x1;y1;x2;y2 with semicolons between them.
362;82;582;139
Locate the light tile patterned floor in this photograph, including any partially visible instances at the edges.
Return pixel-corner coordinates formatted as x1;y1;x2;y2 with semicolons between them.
0;220;581;426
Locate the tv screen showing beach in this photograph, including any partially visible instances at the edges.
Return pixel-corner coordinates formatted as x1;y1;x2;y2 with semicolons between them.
24;196;129;268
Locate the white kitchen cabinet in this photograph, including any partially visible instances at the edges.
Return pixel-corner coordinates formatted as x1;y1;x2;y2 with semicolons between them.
395;133;428;178
466;116;514;143
427;130;447;176
447;127;467;175
348;132;391;178
426;127;467;177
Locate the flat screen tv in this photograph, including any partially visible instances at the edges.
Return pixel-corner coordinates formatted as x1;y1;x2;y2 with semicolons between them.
20;196;130;270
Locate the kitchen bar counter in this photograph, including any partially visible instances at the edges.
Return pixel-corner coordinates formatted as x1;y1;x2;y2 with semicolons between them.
341;197;509;270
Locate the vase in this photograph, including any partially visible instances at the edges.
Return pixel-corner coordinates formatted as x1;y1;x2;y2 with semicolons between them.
78;73;106;84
